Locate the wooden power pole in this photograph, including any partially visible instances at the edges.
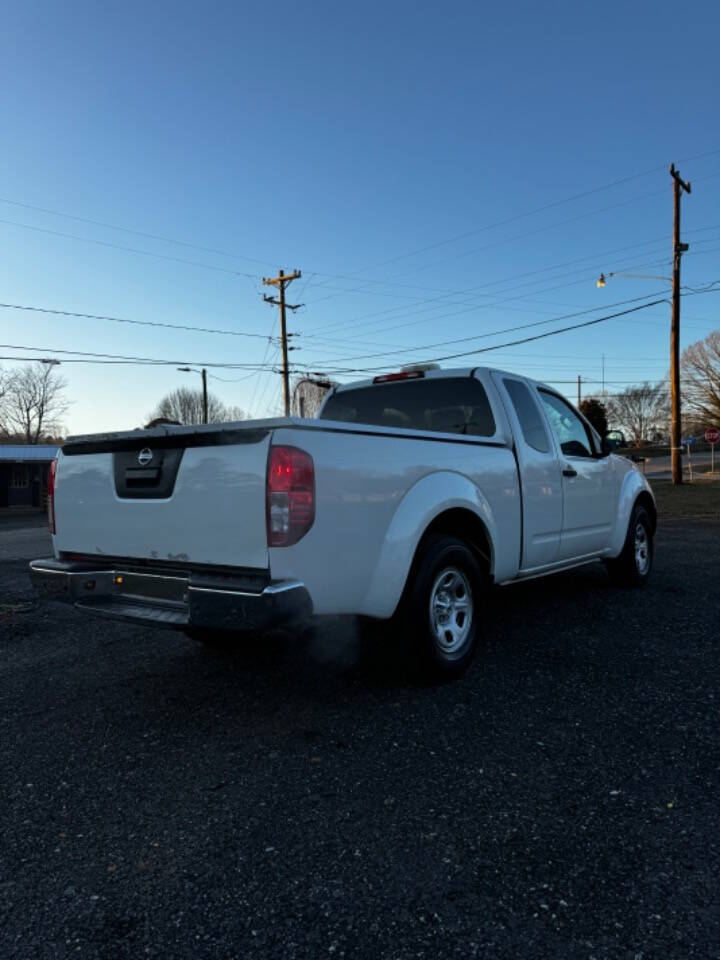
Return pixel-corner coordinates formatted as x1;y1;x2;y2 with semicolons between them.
201;367;208;424
670;164;691;485
262;269;302;416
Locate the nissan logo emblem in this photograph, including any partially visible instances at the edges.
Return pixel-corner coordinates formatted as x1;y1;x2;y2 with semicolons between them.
137;448;153;467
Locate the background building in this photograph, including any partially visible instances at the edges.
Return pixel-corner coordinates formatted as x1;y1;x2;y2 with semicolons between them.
0;444;60;510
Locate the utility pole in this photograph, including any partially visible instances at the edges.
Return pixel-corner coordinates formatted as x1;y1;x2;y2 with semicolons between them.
577;375;582;407
263;269;302;416
201;367;208;424
177;366;209;423
670;164;691;485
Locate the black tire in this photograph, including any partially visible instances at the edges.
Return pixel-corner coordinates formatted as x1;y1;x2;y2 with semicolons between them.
605;504;654;588
396;534;488;683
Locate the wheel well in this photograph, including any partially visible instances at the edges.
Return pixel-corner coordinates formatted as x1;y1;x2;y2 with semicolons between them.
635;491;657;533
421;508;493;576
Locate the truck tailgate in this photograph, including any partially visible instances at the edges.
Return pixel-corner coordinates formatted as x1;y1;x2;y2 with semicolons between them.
54;430;271;569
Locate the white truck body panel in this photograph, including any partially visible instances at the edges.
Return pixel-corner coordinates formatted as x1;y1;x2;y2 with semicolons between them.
53;437;271;570
268;426;520;616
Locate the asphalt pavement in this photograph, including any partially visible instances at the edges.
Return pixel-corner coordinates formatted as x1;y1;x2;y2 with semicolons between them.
2;518;719;959
637;452;715;480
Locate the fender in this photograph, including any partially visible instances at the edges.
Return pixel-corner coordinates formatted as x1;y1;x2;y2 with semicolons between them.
606;459;656;558
362;471;499;619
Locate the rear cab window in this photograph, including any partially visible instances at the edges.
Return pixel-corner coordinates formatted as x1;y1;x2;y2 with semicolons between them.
502;378;551;453
320;377;497;437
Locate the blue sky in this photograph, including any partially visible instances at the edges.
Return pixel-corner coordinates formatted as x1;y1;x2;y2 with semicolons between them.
1;0;719;433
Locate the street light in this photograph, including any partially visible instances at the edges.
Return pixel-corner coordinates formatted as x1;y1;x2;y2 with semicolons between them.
596;271;671;288
177;366;208;424
596;268;681;481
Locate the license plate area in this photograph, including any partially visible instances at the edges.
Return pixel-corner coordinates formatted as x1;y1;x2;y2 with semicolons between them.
112;571;188;605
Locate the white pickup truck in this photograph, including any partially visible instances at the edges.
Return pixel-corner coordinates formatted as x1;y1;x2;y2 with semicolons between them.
31;366;656;681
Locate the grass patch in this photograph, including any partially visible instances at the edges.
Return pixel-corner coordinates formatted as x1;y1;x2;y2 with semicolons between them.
650;478;720;519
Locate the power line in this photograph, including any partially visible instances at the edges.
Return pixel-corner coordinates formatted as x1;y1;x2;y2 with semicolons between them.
302;238;683;339
207;371;258;383
0;217;262;282
2;148;718;307
253;347;281;418
248;325;278;414
300;291;672;366
0;342;289;370
308;299;682;375
300;263;674;360
302;159;720;306
317;282;720;376
0;301;275;341
0;198;276;268
300;267;720;366
304;218;720;342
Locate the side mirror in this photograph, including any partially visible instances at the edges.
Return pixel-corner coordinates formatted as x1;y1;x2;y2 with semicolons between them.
601;434;620;456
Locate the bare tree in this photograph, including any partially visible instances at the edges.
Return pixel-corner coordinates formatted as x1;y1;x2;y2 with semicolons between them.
146;387;247;426
1;362;69;443
223;405;250;422
606;381;669;445
681;330;720;426
0;367;10;434
291;376;335;418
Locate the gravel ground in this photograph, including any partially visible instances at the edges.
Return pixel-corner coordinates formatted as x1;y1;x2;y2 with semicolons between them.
1;519;719;959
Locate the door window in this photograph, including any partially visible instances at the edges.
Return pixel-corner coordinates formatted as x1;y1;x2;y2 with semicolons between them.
503;379;550;453
539;391;594;458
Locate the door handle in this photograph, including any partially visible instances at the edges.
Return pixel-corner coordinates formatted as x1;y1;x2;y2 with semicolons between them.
562;466;578;477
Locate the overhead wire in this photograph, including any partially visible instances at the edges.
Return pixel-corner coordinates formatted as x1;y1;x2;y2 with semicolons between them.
303;283;720;376
304;219;720;341
0;341;290;370
300;158;720;306
300;168;720;314
0;301;275;341
0;217;262;282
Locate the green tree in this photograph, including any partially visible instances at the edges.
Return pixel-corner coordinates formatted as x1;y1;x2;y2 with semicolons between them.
579;397;608;436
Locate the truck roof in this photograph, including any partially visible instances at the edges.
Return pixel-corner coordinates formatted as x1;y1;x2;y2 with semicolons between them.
331;365;550;394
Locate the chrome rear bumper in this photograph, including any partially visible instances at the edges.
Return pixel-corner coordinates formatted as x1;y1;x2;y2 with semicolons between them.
29;558;311;632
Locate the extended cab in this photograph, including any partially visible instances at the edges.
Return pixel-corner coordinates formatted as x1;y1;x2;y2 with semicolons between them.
30;367;656;680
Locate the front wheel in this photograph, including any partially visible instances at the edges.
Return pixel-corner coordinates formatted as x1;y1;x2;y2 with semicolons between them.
605;504;654;588
398;534;488;683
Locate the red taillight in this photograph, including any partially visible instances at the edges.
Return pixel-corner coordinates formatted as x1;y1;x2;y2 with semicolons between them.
372;371;424;384
47;458;57;535
267;446;315;547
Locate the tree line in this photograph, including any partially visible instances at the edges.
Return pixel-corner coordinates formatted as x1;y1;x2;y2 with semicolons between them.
579;329;720;445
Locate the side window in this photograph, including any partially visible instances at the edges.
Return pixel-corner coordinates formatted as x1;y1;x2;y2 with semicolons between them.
503;379;550;453
539;391;594;458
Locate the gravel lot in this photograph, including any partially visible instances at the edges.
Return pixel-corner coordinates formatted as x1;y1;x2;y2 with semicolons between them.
2;517;719;959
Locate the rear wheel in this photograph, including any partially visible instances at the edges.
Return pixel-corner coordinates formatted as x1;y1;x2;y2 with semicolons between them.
605;504;654;587
397;534;488;683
